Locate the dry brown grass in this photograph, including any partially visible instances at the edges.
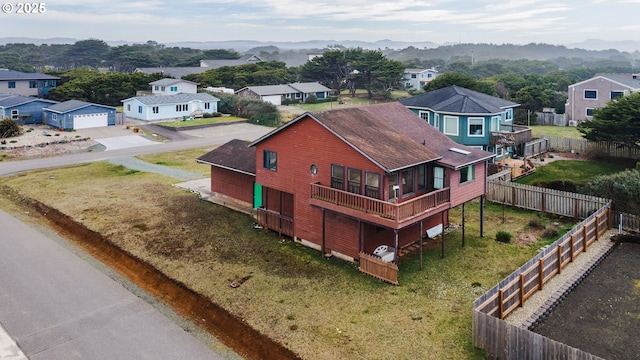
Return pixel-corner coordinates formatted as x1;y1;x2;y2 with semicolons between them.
0;162;570;360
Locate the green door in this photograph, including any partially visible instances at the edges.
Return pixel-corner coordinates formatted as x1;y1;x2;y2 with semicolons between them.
253;183;263;209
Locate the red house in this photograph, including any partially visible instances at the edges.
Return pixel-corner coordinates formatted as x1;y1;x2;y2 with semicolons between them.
198;102;494;284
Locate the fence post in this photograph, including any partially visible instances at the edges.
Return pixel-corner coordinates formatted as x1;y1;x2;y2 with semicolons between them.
583;225;588;252
520;274;525;307
538;259;544;291
557;244;562;274
570;235;575;263
499;289;505;319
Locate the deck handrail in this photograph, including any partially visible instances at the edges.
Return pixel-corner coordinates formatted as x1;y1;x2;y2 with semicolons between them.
310;182;450;223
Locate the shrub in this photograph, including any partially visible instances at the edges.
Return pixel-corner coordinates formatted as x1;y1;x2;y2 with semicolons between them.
304;94;317;104
495;230;513;243
0;117;22;138
541;227;559;239
528;218;543;229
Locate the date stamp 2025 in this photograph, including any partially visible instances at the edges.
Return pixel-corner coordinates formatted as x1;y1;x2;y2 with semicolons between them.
2;2;46;14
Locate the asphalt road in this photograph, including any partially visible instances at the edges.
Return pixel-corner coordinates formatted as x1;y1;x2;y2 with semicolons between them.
0;122;273;359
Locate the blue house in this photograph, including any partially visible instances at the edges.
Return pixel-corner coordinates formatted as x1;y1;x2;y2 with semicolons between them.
399;86;528;158
0;69;59;97
0;94;58;124
43;100;117;130
121;93;219;121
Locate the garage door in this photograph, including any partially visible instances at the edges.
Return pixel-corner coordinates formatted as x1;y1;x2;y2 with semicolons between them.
262;95;281;106
73;113;108;129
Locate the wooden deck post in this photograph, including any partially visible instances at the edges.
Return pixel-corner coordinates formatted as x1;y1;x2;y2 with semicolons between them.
441;211;445;259
462;202;466;247
393;229;399;263
419;222;423;271
480;195;484;238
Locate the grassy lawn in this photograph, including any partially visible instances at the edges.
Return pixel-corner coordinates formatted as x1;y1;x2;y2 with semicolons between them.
517;159;630;187
158;116;246;128
136;146;216;176
291;90;411;112
530;125;583;139
0;158;578;359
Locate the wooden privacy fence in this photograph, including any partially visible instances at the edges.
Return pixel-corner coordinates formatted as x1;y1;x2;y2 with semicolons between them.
524;138;549;158
472;204;611;359
613;211;640;232
486;179;609;219
256;208;294;237
358;252;399;285
545;136;640;160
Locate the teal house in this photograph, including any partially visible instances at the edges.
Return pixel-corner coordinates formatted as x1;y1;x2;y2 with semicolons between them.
400;86;529;159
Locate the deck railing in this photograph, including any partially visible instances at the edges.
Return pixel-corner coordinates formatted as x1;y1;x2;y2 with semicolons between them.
491;124;532;146
310;182;450;225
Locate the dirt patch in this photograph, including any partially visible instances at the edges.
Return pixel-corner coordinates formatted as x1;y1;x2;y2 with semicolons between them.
531;236;640;359
10;192;301;360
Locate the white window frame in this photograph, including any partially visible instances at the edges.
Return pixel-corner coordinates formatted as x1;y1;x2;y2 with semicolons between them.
459;165;475;184
490;116;500;132
610;91;624;100
418;110;429;122
505;109;513;122
10;109;19;120
468;117;484;137
443;116;459;136
433;114;440;130
433;167;444;190
584;89;598;100
585;108;595;117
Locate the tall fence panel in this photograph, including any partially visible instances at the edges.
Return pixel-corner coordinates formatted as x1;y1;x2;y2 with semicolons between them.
524;138;549;158
473;204;611;359
613;211;640;232
544;136;640;160
486;180;609;219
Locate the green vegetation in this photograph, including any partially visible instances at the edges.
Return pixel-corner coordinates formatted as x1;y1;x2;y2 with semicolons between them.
517;159;630;192
136;147;214;176
530;125;583;139
0;117;23;139
578;92;640;148
158;116;245;128
0;162;578;360
579;169;640;215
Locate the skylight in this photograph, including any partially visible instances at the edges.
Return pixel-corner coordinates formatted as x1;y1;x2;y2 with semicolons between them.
449;147;471;155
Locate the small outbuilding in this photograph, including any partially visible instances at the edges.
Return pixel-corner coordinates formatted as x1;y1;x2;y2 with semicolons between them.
43;100;117;130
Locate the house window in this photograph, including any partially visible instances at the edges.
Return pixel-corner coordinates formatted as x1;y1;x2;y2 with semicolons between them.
365;172;380;199
347;168;362;195
51;114;57;121
138;106;142;113
152;106;159;114
401;168;414;197
263;150;277;171
586;108;595;117
468;117;484;136
610;91;624;100
505;109;513;122
443;116;459;136
388;173;399;200
433;114;440;129
411;74;417;79
8;81;15;88
418;111;429;122
176;104;188;111
490;116;500;131
584;90;597;99
127;104;131;111
29;81;37;88
154;86;159;91
205;102;210;110
434;167;444;189
10;110;19;120
417;164;426;191
295;93;301;99
460;165;475;184
170;86;178;92
161;86;166;91
331;164;344;190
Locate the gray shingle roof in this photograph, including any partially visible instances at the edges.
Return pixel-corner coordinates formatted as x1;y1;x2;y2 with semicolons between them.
44;100;114;113
0;94;57;107
240;82;329;96
288;82;331;93
149;78;198;86
594;73;640;89
0;69;60;81
399;85;519;115
123;93;220;105
251;102;494;172
196;139;255;175
200;55;264;69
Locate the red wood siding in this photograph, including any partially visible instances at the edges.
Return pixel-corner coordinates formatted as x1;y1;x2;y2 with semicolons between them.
324;212;360;259
210;167;254;205
449;162;487;207
255;116;386;249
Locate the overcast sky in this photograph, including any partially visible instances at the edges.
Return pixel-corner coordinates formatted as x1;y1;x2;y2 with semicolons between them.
1;0;639;46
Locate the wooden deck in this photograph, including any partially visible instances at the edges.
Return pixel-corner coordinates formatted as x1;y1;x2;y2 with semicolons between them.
495;157;535;180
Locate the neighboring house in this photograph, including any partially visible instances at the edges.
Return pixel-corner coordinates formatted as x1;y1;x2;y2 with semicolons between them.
0;94;58;124
205;86;234;94
236;82;331;105
400;86;527;159
565;73;640;123
134;67;209;79
197;102;494;283
122;93;219;121
43;100;116;130
0;69;59;97
402;68;438;91
149;78;198;95
199;55;264;69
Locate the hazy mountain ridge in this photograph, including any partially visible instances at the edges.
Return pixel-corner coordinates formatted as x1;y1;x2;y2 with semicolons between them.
2;37;638;53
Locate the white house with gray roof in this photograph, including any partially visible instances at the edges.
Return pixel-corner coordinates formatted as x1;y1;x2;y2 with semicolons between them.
149;78;198;95
122;93;219;121
565;73;640;123
235;82;331;105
